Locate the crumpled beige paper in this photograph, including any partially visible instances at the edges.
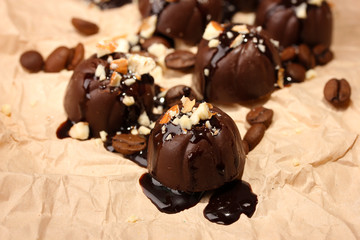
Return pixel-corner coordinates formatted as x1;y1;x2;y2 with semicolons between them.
0;0;360;239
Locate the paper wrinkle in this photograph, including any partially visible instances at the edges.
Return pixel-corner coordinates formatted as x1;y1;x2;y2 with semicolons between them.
1;0;360;239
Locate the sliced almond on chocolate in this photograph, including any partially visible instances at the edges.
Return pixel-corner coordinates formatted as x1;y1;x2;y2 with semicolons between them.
203;21;224;41
110;58;128;74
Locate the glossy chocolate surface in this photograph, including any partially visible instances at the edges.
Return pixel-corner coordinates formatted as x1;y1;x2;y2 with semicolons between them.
147;104;246;192
255;0;333;48
138;0;223;44
63;54;155;138
139;173;204;213
204;180;258;225
194;24;281;103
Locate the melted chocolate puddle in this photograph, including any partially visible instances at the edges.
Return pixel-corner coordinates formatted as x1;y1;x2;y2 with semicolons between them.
204;180;258;225
140;173;258;225
139;173;204;214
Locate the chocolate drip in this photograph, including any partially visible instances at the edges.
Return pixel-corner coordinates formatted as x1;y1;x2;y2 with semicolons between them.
139;173;204;214
204;180;258;225
56;119;74;139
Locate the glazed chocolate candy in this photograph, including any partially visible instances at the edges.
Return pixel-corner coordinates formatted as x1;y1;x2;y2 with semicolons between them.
194;22;281;103
147;97;246;192
255;0;333;49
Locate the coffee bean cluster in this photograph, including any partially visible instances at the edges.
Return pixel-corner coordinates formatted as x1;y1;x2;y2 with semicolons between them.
280;44;333;85
20;43;85;73
243;106;274;154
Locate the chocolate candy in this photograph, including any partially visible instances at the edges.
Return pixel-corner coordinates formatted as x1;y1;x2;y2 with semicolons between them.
194;23;281;103
63;53;156;137
324;78;351;108
147;98;246;192
164;85;199;107
255;0;333;49
44;46;71;73
19;50;44;73
71;17;99;36
138;0;223;44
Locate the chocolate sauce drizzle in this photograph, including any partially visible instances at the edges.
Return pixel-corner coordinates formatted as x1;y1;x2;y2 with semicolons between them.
139;173;204;214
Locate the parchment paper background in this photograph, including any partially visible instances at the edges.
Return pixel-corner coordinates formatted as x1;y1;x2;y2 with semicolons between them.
0;0;360;239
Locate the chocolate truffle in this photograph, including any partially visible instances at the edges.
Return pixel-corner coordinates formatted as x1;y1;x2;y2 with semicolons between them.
64;49;157;138
147;97;246;192
194;22;281;103
138;0;224;45
255;0;333;48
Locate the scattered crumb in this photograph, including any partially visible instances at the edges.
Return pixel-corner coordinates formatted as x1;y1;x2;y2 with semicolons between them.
126;215;139;223
1;104;11;117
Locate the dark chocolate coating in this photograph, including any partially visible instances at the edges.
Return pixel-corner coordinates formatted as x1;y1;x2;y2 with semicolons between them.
255;0;333;48
147;105;246;192
228;0;259;12
138;0;224;45
64;54;155;137
194;24;281;103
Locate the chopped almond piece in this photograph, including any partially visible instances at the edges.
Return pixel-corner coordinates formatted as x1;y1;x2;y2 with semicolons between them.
160;105;180;124
110;58;128;74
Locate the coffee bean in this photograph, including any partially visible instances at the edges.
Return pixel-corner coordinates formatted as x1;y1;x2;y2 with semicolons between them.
112;134;147;155
246;106;274;128
165;85;198;107
313;44;334;66
298;44;316;69
67;43;85;70
244;124;266;151
241;140;249;155
71;17;99;36
44;46;71;72
280;46;296;62
285;63;306;82
19;50;44;73
165;50;196;70
141;36;172;51
324;78;351;108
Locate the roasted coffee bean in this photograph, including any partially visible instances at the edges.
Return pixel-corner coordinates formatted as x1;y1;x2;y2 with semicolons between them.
313;44;334;65
246;106;274;128
44;46;71;72
112;134;147;155
67;43;85;70
165;85;198;107
244;124;266;151
141;36;172;50
324;78;351;108
285;63;306;82
71;17;99;36
241;140;249;155
298;44;316;69
165;50;196;70
20;50;44;73
280;46;296;62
